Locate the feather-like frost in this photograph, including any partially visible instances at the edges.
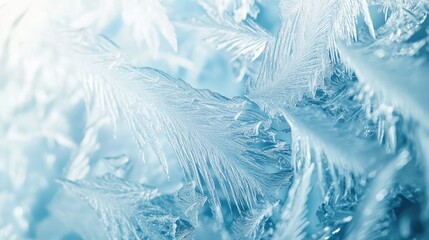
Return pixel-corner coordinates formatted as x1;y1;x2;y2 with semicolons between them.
249;0;375;108
339;44;429;130
60;174;204;240
284;106;388;176
65;115;108;181
231;201;281;239
207;0;259;22
273;163;314;240
186;1;272;62
62;29;289;220
346;150;411;240
122;0;177;54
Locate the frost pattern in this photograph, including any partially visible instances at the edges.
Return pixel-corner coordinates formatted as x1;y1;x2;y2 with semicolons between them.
232;200;281;239
193;1;272;62
250;0;375;108
122;0;178;54
340;44;429;130
60;174;205;240
67;31;288;220
1;0;429;239
273;164;314;240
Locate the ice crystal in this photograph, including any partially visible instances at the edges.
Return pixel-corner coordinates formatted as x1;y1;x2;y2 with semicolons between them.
1;0;429;239
60;174;205;239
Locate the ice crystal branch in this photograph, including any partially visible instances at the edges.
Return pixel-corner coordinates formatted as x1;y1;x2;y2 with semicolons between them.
122;0;177;54
249;0;375;108
60;175;204;239
188;1;273;62
339;44;429;130
273;164;314;240
346;150;411;240
232;201;281;239
64;30;289;220
284;106;388;175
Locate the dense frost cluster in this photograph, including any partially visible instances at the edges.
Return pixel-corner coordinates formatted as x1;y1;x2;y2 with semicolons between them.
1;0;429;239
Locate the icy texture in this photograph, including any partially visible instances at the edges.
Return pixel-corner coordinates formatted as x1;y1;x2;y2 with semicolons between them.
65;30;288;222
273;164;314;240
1;0;429;239
60;175;205;239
